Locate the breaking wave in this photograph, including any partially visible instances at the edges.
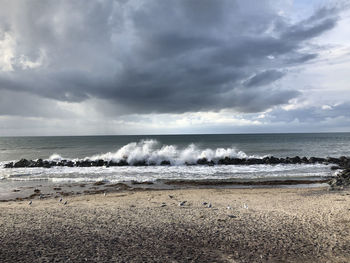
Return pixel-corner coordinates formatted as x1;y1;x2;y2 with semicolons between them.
49;139;255;165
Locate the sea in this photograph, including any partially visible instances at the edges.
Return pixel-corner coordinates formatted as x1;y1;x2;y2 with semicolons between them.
0;133;349;193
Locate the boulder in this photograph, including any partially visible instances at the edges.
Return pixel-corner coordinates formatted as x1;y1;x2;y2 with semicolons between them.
244;158;264;165
4;162;13;168
329;169;350;190
13;159;31;168
160;160;171;166
197;158;209;165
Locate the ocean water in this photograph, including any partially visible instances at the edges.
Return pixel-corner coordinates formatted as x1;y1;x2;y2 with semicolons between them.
0;133;349;185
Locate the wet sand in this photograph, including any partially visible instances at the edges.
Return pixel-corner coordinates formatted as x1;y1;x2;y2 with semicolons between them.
1;187;350;262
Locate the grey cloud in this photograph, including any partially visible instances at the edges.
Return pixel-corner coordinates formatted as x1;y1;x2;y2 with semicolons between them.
0;0;344;117
243;70;285;88
267;103;350;123
0;89;77;118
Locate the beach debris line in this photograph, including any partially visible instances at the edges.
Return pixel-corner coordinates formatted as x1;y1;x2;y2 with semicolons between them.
3;156;350;168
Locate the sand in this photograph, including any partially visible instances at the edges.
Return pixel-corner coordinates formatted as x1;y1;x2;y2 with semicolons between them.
1;187;350;262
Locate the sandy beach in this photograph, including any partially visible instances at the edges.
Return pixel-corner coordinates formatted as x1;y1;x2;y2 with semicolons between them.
0;187;350;262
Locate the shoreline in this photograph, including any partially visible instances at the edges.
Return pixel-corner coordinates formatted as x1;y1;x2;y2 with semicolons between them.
1;186;350;262
0;177;333;201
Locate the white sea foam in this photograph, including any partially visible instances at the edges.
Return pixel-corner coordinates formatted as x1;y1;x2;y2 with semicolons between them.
48;153;63;162
85;139;251;165
1;163;334;184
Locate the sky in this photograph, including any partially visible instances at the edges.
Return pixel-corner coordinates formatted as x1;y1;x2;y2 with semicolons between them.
0;0;349;136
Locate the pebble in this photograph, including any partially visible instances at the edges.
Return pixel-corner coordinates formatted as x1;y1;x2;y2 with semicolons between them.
179;201;187;206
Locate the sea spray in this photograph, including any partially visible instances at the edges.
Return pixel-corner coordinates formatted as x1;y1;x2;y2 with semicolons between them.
84;139;251;165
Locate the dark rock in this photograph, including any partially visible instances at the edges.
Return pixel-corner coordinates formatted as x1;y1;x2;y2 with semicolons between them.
327;157;341;165
244;158;264;165
76;160;92;167
160;160;171;166
263;156;280;164
43;161;52;168
301;157;309;163
197;158;209;165
329;169;350;190
133;160;147;166
35;159;43;167
92;159;104;167
13;159;31;168
4;162;13;168
290;156;301;164
218;157;244;165
117;160;129;166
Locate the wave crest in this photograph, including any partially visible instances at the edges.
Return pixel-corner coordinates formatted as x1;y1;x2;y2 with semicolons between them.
85;139;251;165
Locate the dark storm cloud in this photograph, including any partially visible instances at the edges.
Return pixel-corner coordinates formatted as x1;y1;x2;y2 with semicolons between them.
243;70;285;88
0;0;344;116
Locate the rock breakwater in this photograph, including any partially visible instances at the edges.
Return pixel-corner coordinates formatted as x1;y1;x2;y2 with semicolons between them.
3;156;350;168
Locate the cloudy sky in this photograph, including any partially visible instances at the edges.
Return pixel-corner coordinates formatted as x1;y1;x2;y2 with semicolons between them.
0;0;349;135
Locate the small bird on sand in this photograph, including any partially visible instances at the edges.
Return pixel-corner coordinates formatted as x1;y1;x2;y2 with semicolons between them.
59;198;63;202
28;200;32;205
243;203;248;209
64;201;68;205
227;205;231;210
39;194;44;199
208;203;212;208
104;192;106;196
202;202;208;206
